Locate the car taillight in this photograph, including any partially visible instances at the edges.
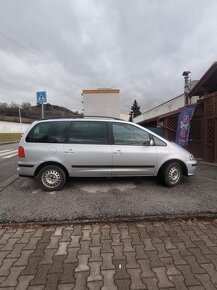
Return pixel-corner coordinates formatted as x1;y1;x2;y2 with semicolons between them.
18;146;25;158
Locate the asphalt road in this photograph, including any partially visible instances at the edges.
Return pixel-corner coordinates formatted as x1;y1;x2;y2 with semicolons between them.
0;159;217;223
0;143;19;184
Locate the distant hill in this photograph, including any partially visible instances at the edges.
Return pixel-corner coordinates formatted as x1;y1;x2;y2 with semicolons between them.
0;103;82;123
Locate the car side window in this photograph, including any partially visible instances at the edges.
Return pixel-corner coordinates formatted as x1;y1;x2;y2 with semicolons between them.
26;121;69;143
153;135;167;146
112;123;150;146
67;121;109;144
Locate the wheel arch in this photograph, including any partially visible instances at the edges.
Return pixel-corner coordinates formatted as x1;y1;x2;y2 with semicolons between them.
34;161;69;178
157;159;188;177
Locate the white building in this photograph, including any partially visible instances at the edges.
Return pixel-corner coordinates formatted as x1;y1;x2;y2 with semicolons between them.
82;89;120;118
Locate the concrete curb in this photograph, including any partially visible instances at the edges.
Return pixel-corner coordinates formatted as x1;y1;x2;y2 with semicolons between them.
0;141;19;145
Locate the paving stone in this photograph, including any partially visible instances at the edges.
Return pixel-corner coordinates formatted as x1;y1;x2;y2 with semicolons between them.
79;241;91;255
101;270;117;290
87;261;102;281
17;232;33;244
111;233;122;246
134;244;148;260
122;238;135;252
0;266;24;287
14;250;34;266
138;259;155;278
142;277;159;290
177;264;201;286
47;236;61;249
87;281;103;290
58;284;74;290
112;245;125;261
149;230;162;244
128;224;139;233
53;226;64;237
137;226;149;239
189;247;210;264
40;231;53;244
21;256;41;275
161;237;176;250
155;243;171;258
0;250;10;266
131;232;143;245
45;273;61;290
101;239;113;253
24;237;41;250
61;262;77;284
101;253;115;270
31;242;47;257
32;228;44;238
40;249;56;264
89;247;102;262
183;255;206;274
175;242;192;256
200;234;217;247
169;274;188;290
1;238;19;251
160;257;181;276
168;249;187;265
146;251;164;268
115;279;131;290
7;243;25;258
201;263;217;284
16;275;34;290
55;242;69;256
110;224;120;234
82;229;91;241
75;254;90;272
0;258;17;276
91;224;100;235
195;273;217;290
188;286;205;290
0;233;13;245
120;228;130;240
142;237;156;251
101;228;111;240
179;234;197;248
60;230;73;242
113;259;130;280
65;247;79;263
90;234;101;247
128;268;146;289
73;225;82;236
27;285;45;290
194;240;214;255
125;252;140;269
30;264;51;285
49;255;66;273
153;267;174;288
74;271;89;290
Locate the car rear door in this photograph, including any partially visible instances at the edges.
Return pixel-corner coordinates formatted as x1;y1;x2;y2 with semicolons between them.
111;122;157;176
63;121;112;177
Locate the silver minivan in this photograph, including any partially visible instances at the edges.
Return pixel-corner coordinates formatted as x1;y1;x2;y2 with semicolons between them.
17;117;197;191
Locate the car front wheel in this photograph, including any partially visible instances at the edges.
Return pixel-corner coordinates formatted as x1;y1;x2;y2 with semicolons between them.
161;162;182;187
38;165;66;191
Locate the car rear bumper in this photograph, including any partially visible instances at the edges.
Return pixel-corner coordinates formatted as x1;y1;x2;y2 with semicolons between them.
17;163;35;177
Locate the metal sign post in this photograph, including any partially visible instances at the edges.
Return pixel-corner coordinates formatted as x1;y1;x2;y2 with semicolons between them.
36;91;47;119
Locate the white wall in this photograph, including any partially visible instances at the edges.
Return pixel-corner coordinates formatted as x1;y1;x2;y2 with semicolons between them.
134;94;199;123
83;93;120;118
0;121;30;133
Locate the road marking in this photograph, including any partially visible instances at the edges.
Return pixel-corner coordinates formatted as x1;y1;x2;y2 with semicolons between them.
3;153;18;159
0;150;17;157
0;149;10;153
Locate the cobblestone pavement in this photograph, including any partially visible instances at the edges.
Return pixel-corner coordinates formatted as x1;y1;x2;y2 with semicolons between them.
1;220;217;289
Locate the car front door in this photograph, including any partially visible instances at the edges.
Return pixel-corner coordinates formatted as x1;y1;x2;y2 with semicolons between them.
111;122;157;176
63;121;112;177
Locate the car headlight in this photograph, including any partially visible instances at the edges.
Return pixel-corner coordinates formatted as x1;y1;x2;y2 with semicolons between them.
189;154;195;160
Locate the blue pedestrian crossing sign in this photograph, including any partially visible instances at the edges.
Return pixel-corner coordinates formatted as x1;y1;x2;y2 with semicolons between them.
36;91;47;104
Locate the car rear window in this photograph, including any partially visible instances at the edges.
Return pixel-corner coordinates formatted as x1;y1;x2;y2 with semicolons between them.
26;121;69;143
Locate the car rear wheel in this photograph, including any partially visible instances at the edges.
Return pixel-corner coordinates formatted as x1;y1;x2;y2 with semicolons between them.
161;162;182;187
38;165;66;191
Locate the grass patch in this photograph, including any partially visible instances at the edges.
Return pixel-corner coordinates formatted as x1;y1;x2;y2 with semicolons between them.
0;133;21;143
0;115;34;123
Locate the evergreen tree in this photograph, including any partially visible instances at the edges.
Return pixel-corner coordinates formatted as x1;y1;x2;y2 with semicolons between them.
129;100;141;121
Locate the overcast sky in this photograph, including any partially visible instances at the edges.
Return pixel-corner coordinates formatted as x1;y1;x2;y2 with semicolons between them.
0;0;216;113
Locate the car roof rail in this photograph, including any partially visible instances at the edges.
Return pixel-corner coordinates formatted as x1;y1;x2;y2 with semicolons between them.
39;115;124;121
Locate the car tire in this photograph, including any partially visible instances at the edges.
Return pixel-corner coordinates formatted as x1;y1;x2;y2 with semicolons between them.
161;162;182;187
38;165;66;191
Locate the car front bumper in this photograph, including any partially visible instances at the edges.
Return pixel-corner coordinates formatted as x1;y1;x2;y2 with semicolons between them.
186;160;198;176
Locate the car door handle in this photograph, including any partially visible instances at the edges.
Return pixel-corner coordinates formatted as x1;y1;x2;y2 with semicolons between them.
64;149;74;153
114;150;122;154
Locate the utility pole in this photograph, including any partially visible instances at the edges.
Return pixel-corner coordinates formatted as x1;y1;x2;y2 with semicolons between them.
182;71;191;106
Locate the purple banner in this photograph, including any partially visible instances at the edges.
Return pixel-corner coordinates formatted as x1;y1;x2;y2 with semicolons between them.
175;106;195;147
